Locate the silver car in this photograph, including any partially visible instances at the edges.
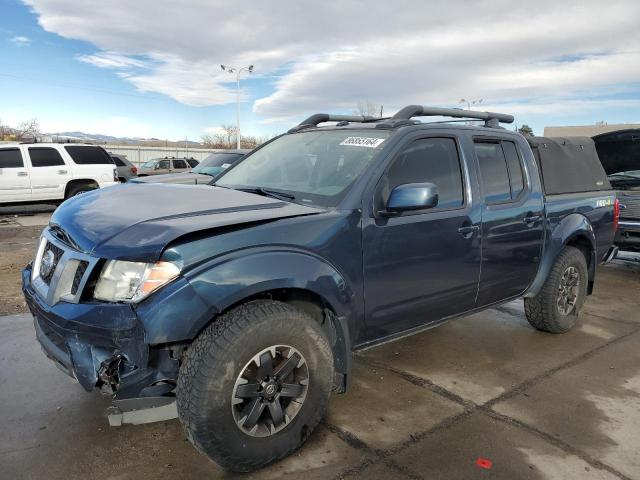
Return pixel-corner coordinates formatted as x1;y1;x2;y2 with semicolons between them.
137;157;198;177
110;154;138;182
132;150;249;185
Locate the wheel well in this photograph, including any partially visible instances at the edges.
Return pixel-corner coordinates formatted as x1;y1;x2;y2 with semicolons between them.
65;179;99;197
565;235;595;293
216;288;351;392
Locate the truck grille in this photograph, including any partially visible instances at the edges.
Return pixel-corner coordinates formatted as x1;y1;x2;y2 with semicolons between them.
32;230;99;306
618;191;640;219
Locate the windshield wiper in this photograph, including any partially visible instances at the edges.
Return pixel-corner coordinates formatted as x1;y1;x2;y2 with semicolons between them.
255;187;296;201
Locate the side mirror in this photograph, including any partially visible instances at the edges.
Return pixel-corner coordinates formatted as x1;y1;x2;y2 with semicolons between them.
385;182;439;214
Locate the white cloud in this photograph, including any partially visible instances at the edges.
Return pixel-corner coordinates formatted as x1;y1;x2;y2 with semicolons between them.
10;35;31;46
76;51;146;69
21;0;640;124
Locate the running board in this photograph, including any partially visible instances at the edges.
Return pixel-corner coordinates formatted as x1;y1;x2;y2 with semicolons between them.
107;396;177;427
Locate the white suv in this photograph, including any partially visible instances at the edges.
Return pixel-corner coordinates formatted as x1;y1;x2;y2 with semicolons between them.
0;143;118;203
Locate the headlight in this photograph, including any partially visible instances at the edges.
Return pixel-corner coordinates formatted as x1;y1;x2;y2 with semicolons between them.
93;260;180;303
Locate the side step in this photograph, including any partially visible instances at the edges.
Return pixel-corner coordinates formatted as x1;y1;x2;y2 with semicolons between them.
107;396;177;427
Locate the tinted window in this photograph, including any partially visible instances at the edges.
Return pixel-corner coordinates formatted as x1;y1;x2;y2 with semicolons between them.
0;149;24;168
112;156;126;167
502;141;525;198
158;159;170;169
475;142;511;204
186;158;198;168
65;146;113;165
173;159;188;169
385;138;464;210
29;148;65;167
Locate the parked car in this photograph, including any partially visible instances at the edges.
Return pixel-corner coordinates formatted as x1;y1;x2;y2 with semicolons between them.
594;129;640;252
110;154;138;182
136;156;198;176
0;143;118;203
22;106;617;473
132;150;249;185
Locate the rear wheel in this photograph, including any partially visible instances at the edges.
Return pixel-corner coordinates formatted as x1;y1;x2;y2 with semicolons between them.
524;246;588;333
65;183;96;199
176;300;334;472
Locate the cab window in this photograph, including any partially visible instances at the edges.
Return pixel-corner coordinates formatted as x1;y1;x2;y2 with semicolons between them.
29;147;65;167
0;149;24;168
379;137;464;211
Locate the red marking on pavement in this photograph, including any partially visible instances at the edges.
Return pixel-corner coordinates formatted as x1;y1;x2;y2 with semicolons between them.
476;458;493;469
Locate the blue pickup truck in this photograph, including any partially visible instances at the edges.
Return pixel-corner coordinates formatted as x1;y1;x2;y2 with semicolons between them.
22;106;618;472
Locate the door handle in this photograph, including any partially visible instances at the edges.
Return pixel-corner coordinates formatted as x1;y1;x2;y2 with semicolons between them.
57;170;68;175
524;215;541;225
17;171;28;177
458;225;480;237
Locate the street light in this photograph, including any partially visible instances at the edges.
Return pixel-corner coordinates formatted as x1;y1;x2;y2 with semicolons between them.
221;64;254;149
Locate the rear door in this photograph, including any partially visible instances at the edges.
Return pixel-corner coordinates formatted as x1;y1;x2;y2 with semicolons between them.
473;137;544;306
26;146;71;201
0;148;31;202
172;159;189;172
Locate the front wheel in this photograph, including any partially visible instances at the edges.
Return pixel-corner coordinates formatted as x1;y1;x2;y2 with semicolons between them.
176;300;334;472
524;246;588;333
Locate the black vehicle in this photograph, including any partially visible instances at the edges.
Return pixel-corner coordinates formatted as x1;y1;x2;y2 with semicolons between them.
22;106;617;472
594;129;640;252
132;149;250;185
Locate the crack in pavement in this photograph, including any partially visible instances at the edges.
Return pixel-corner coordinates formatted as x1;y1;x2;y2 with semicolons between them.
337;325;640;479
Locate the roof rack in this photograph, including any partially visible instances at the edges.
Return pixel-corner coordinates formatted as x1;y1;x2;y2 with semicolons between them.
378;105;514;129
289;114;378;133
289;105;515;133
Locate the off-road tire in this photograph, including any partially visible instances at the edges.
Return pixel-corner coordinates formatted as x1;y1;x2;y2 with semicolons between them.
524;246;588;333
65;184;95;199
176;300;334;472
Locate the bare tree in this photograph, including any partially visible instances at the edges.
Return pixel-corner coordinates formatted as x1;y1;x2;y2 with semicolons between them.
16;118;40;140
201;124;269;149
354;101;383;118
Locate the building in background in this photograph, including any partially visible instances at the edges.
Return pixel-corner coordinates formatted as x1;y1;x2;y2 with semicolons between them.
544;122;640;137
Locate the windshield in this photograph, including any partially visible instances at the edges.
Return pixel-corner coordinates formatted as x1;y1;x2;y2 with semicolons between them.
216;130;389;206
142;160;157;168
192;153;243;177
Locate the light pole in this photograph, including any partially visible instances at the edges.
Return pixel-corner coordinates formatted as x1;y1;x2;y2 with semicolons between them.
221;64;254;149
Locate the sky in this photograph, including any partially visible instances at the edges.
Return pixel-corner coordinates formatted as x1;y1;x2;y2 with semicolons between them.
1;0;639;141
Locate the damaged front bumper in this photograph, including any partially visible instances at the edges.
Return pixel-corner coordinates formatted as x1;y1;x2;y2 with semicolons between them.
22;265;179;400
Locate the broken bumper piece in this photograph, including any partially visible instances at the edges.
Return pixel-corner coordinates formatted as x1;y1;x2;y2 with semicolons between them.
22;265;179;399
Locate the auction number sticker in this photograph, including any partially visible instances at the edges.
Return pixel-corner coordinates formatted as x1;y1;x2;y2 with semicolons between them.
340;137;385;148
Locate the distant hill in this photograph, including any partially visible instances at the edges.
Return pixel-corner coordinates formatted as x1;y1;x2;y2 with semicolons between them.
44;131;203;147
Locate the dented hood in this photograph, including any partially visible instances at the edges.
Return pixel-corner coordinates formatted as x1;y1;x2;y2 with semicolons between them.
50;183;322;261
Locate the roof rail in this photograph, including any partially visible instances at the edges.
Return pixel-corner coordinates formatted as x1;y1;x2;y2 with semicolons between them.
378;105;514;129
289;113;377;133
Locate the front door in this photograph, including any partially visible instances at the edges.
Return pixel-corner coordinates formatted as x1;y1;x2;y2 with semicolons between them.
0;148;31;202
362;136;482;341
473;138;544;306
26;147;71;201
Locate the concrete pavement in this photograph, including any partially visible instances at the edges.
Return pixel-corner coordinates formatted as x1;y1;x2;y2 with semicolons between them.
1;255;638;479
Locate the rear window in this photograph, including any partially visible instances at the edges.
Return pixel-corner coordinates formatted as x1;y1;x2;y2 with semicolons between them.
29;147;65;167
64;146;114;165
475;142;512;204
0;149;23;168
112;156;126;167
